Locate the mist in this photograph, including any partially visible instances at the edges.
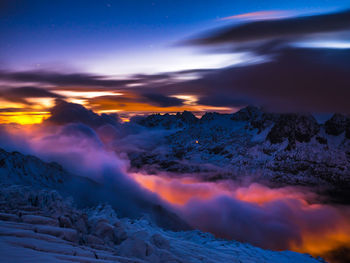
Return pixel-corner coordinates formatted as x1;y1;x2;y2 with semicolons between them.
0;122;190;230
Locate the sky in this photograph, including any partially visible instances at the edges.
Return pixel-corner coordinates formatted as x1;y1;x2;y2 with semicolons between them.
0;0;350;124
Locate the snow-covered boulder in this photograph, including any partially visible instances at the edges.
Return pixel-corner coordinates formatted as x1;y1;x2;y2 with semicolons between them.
22;215;58;226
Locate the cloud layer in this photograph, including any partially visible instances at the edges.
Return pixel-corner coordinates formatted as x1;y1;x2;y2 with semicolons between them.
1;47;350;115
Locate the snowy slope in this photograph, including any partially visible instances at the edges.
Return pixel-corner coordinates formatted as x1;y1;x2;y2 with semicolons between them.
0;184;323;263
0;148;69;188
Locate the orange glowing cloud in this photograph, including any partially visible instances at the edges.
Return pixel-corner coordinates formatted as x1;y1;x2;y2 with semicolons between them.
87;94;232;118
130;174;221;205
131;172;350;262
130;173;313;206
0;67;238;125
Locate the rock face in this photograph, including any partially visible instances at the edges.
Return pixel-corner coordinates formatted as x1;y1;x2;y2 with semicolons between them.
231;105;263;122
0;184;322;263
230;106;278;132
176;111;198;125
266;114;320;149
325;113;350;138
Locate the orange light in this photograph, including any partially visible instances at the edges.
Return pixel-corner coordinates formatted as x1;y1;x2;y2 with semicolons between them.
131;173;350;262
0;112;50;125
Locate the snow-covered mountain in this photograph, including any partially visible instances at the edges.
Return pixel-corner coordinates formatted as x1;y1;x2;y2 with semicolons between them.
0;148;69;188
128;106;350;203
0;148;323;263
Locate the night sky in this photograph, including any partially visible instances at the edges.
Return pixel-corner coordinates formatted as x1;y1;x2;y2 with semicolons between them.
0;0;350;123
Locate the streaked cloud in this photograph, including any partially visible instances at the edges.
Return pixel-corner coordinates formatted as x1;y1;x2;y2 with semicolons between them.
187;9;350;47
294;40;350;49
0;86;63;105
220;10;292;21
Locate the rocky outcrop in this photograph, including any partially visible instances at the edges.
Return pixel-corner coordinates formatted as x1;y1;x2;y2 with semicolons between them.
267;114;320;149
325;113;350;138
134;111;198;129
176;111;198;125
201;112;229;122
230;106;278;132
231;105;263;122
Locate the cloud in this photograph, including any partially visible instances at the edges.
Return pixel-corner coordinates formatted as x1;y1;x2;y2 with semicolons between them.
0;70;136;88
207;47;350;113
0;86;63;105
166;9;350;113
0;121;189;230
2;9;350;116
186;9;350;47
142;93;184;107
113;46;350;113
46;99;121;127
2;46;350;114
134;173;350;259
0;107;46;113
0;71;188;111
60;123;103;143
219;10;291;21
139;47;350;113
180;194;346;250
197;94;248;108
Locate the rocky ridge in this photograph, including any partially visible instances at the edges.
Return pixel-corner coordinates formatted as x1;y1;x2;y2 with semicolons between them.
127;106;350;202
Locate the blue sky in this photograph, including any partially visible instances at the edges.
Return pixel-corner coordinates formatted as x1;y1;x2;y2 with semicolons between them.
1;0;349;75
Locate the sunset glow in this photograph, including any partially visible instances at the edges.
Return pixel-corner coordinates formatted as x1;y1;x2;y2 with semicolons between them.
0;112;50;125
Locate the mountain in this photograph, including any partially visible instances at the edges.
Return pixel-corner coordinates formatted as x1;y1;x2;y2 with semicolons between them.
128;106;350;203
0;148;323;263
0;148;69;188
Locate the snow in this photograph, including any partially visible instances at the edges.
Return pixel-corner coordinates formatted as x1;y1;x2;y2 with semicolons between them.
0;183;322;263
21;215;58;226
